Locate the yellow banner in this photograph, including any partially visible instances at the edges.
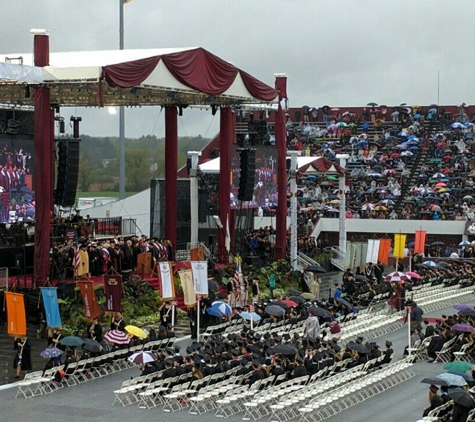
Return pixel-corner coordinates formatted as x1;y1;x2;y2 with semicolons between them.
393;234;407;259
179;270;196;306
5;292;27;337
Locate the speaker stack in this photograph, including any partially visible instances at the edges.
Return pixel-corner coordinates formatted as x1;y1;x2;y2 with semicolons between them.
238;148;256;202
54;140;80;207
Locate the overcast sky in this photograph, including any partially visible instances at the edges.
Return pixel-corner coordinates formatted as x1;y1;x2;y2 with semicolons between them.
2;0;475;139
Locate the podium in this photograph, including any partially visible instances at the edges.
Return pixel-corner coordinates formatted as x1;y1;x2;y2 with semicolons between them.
190;247;204;261
136;252;153;275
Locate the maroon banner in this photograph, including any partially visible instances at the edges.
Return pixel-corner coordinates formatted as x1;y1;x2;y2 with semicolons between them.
77;280;101;320
103;275;123;314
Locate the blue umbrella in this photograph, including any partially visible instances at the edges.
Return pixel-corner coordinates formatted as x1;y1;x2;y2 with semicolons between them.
206;302;232;317
240;311;261;322
447;371;474;382
423;261;438;267
409;146;419;150
59;336;84;347
437;372;468;387
40;347;63;359
413;113;421;119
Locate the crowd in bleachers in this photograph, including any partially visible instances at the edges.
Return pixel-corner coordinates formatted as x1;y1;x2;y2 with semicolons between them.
285;103;475;222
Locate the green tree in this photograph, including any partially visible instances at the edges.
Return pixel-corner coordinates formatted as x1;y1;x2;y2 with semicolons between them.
125;149;153;191
77;156;98;191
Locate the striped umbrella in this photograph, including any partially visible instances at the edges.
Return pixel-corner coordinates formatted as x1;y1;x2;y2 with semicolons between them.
128;351;157;364
385;271;408;283
405;271;421;280
104;329;130;345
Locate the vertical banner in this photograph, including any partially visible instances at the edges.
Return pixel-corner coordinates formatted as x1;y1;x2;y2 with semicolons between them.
179;270;196;306
103;275;123;314
393;234;407;259
191;261;209;295
77;280;101;320
414;230;426;254
378;239;391;264
5;292;27;337
159;261;176;300
41;287;62;328
365;239;380;264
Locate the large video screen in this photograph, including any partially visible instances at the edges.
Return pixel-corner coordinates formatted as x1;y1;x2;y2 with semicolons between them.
0;109;35;223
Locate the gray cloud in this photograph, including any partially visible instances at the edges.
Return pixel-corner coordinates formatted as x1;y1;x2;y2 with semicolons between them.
2;0;475;137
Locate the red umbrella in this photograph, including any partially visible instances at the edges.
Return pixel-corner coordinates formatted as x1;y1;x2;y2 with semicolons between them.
280;300;298;307
405;271;421;279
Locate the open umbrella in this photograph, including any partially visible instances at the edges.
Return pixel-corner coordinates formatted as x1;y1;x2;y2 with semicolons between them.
240;311;261;322
207;302;232;317
270;344;298;356
288;288;302;296
444;361;473;373
405;272;421;280
451;324;475;333
347;342;369;354
454;304;474;311
280;300;298;307
82;338;102;353
288;296;305;304
423;261;438;267
308;306;333;318
459;240;472;247
355;275;368;282
125;325;148;339
437;261;451;268
40;347;63;359
449;390;475;409
448;371;474;382
437;373;468;387
128;351;157;365
336;297;352;309
271;301;289;310
104;329;130;345
265;305;286;317
59;336;84;347
385;271;408;283
420;378;450;387
459;309;475;316
301;292;314;300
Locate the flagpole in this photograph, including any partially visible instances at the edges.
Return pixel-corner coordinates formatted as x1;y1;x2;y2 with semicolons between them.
407;305;412;357
171;304;175;328
196;296;201;343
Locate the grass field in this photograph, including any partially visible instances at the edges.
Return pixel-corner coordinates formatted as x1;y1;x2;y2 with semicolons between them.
76;191;139;199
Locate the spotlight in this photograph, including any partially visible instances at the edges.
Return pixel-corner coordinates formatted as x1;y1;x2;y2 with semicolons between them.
108;106;117;115
211;105;217;116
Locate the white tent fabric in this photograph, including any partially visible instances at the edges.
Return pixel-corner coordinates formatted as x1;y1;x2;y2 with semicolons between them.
199;156;323;174
0;61;42;83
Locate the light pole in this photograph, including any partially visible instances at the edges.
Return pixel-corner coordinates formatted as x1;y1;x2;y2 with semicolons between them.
118;0;133;199
188;151;201;246
335;154;349;255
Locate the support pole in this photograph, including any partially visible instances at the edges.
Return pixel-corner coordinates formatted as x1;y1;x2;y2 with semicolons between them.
188;151;201;246
336;154;349;254
165;106;178;250
407;305;412;357
119;0;126;199
196;297;201;343
288;151;300;270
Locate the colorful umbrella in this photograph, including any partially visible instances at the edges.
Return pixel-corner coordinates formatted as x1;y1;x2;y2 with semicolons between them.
240;311;261;322
437;373;468;387
444;361;473;373
451;324;475;333
405;272;421;280
454;304;474;311
280;300;298;307
207;302;232;317
125;325;148;339
104;329;130;345
40;347;63;359
385;271;408;283
128;351;157;365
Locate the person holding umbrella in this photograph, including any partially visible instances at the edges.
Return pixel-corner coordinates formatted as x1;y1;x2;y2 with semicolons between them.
422;385;444;417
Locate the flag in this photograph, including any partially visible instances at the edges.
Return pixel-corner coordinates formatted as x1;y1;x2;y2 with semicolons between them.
191;261;208;295
393;234;407;259
378;239;391;264
5;292;26;337
365;239;380;264
77;280;101;320
41;287;62;328
179;270;196;306
414;230;426;254
73;244;81;277
159;261;176;300
104;275;123;314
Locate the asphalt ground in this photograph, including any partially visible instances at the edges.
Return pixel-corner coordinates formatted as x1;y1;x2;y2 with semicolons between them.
0;300;471;422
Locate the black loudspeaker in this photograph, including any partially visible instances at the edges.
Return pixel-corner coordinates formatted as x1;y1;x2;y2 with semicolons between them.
54;140;80;207
238;149;256;201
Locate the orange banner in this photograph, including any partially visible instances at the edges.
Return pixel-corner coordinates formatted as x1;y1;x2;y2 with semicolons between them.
5;292;27;337
414;230;426;254
377;238;391;265
77;280;101;320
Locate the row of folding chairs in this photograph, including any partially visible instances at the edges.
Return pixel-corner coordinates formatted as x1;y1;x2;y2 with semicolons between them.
15;368;65;398
297;357;415;422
